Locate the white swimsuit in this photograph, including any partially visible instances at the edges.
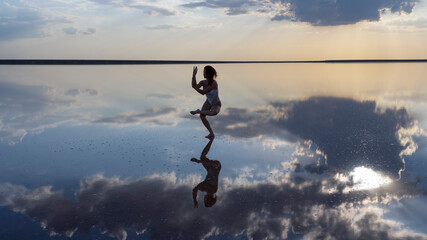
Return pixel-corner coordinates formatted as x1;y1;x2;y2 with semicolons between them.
206;89;220;106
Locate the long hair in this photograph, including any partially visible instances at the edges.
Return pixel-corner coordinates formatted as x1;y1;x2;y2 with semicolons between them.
204;65;217;85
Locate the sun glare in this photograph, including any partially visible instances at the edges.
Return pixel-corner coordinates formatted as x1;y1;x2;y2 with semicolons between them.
350;166;392;190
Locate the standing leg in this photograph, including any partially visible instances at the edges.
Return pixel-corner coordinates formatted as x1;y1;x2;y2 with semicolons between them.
199;100;215;138
200;114;214;138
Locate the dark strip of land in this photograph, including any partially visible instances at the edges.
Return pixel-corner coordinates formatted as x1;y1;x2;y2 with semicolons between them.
0;59;426;65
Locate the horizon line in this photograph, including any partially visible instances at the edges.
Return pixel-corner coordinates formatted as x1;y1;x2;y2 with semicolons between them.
1;59;427;65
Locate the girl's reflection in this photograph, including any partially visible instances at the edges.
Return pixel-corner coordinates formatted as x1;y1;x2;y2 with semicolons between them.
191;138;221;208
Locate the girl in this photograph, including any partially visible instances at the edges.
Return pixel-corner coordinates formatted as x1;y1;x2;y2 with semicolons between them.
191;137;221;208
191;65;221;139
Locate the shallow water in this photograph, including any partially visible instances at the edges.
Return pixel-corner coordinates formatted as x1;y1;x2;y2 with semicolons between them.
0;63;426;239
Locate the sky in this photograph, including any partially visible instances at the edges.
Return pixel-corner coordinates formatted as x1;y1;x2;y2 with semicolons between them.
1;0;427;60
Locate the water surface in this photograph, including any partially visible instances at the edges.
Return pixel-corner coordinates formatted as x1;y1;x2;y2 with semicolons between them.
0;63;426;239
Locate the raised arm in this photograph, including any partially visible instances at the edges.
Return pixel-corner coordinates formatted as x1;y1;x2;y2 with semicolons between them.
192;66;215;95
191;66;198;89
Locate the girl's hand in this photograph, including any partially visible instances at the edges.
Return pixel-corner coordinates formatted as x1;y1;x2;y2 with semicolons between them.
193;66;198;76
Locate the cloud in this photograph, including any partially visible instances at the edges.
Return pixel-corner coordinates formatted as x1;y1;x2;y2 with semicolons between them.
145;23;221;30
0;1;70;40
181;0;258;15
62;27;78;35
92;107;180;126
145;24;183;30
275;0;419;26
62;27;97;35
130;4;177;16
0;82;178;144
146;93;177;99
82;27;97;35
88;0;176;16
0;82;74;145
7;173;426;240
205;97;421;179
181;0;419;26
65;88;99;96
388;17;427;29
0;183;28;206
0;4;48;40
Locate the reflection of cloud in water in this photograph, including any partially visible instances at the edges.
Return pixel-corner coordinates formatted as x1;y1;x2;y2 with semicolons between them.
92;107;180;126
0;82;182;144
3;172;425;240
208;97;423;179
0;82;73;145
0;182;28;206
349;166;392;191
146;93;177;99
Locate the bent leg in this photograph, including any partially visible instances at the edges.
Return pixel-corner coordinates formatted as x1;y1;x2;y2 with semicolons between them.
199;103;221;116
191;100;210;115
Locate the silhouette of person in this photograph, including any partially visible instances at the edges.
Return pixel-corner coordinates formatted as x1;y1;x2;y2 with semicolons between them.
190;65;221;139
191;138;221;208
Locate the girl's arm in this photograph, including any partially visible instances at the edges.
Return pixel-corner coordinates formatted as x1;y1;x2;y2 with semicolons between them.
192;66;207;95
191;66;198;88
195;81;216;95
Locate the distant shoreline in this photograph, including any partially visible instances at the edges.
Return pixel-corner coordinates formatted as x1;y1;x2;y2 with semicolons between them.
0;59;426;65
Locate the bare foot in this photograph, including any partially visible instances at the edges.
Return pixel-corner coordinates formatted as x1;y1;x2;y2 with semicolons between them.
190;109;201;115
205;133;215;139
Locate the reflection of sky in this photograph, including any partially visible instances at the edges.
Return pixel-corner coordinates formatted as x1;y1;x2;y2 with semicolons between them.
0;64;427;239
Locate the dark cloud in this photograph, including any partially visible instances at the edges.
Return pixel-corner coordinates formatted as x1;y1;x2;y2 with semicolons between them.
276;0;419;26
63;27;96;35
208;97;419;179
181;0;257;15
303;163;329;175
92;107;179;125
65;88;99;96
7;174;426;240
82;27;97;35
181;0;419;26
271;14;292;21
62;27;78;35
89;0;176;16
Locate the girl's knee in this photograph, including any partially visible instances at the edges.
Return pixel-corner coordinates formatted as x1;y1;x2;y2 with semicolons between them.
213;106;220;115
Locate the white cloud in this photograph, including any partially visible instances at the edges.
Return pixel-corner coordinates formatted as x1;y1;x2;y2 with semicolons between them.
88;0;177;16
0;0;72;40
7;172;426;240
